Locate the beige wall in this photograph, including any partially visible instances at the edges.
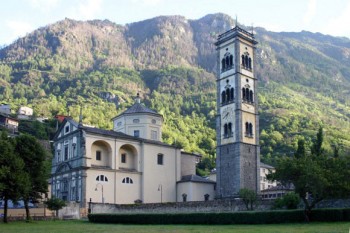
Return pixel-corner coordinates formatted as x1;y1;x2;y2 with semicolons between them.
90;141;112;167
85;136;116;168
115;172;141;204
113;114;163;141
0;208;54;217
86;170;114;204
142;144;180;203
241;111;256;144
177;182;215;202
180;153;199;177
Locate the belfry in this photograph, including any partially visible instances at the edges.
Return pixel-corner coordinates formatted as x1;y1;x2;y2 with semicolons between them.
215;24;260;197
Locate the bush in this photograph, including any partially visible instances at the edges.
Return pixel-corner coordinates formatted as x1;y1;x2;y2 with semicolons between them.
88;208;350;224
310;208;344;222
272;192;300;209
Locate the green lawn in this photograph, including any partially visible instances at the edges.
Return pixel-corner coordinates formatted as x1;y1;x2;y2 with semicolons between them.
0;220;349;233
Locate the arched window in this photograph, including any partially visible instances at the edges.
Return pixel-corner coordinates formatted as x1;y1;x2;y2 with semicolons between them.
249;90;254;103
249;123;253;136
222;87;234;105
226;88;230;102
245;88;250;102
230;88;234;101
242;87;254;104
96;175;108;182
224;124;228;137
242;53;252;70
221;91;226;104
122;177;133;184
245;56;249;69
245;122;254;137
228;123;232;137
222;53;234;72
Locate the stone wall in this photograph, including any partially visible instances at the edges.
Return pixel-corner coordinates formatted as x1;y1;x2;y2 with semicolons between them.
315;199;350;209
89;199;274;214
62;198;350;218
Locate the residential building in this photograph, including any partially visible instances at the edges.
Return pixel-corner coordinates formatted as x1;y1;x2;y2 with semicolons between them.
260;162;277;191
0;114;19;134
0;103;11;115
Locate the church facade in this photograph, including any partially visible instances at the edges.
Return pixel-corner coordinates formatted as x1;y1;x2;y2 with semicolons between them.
215;25;260;198
51;95;215;207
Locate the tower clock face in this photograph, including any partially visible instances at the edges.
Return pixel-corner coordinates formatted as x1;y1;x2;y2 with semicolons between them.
222;107;233;122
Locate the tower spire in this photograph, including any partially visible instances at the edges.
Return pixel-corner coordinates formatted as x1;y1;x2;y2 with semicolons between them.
235;15;238;27
135;93;141;104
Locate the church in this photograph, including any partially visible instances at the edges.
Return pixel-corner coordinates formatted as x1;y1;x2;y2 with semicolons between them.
50;24;260;208
51;94;215;207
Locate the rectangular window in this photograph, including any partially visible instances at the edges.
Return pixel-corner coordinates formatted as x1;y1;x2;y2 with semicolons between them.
64;147;68;160
134;130;140;137
96;151;101;161
151;130;157;140
70;187;76;201
65;125;70;133
157;154;164;165
121;153;126;163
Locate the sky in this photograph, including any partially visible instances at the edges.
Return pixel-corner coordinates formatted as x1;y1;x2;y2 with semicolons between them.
1;0;350;46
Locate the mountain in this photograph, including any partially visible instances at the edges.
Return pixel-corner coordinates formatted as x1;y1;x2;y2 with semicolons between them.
0;13;349;166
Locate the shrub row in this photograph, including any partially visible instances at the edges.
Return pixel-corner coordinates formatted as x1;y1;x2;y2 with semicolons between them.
88;208;350;224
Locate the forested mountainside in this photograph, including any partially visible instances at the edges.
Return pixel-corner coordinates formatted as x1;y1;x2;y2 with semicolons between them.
0;13;349;169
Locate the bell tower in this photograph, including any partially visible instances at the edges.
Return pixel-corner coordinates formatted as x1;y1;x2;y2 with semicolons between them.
215;25;260;198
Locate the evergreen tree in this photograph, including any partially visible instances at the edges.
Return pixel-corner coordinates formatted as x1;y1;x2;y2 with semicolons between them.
14;134;50;222
0;132;29;223
311;126;324;157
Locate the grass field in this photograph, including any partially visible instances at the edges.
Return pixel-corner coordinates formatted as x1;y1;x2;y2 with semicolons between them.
0;220;349;233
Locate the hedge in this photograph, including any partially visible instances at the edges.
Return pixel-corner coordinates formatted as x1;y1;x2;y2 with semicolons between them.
88;208;350;224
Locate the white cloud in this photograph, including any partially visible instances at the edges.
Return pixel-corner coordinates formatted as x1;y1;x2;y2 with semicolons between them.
303;0;317;25
6;20;34;43
259;22;284;32
131;0;163;6
76;0;103;19
27;0;61;12
322;1;350;37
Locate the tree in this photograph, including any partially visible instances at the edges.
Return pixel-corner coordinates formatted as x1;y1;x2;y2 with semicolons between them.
14;134;50;222
272;192;300;209
270;127;350;221
239;188;257;211
0;131;29;223
45;197;66;217
311;127;324;156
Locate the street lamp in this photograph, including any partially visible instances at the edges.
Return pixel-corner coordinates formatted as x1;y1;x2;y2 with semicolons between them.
95;183;104;203
158;184;162;203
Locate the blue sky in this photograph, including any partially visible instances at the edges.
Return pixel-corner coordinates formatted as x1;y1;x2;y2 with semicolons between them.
1;0;350;45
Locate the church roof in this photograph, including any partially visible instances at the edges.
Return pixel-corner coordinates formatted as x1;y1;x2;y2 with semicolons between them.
260;162;275;169
80;123;175;148
178;175;216;184
121;102;160;115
